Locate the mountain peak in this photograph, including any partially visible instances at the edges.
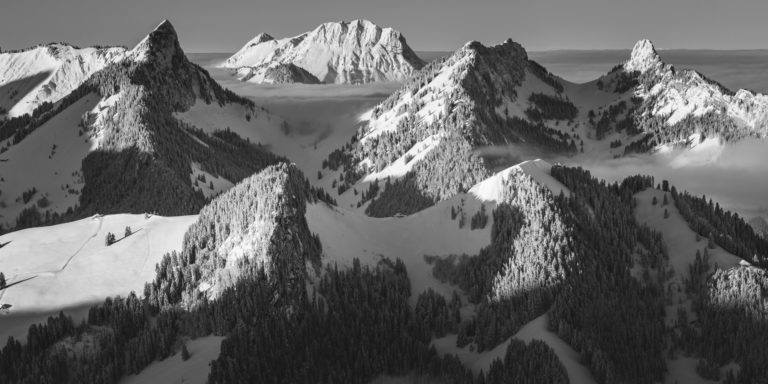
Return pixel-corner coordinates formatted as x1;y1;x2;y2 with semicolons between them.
625;39;662;73
323;18;378;29
460;38;528;63
154;19;175;33
313;18;386;38
224;20;424;83
349;18;376;27
127;19;182;65
253;33;274;43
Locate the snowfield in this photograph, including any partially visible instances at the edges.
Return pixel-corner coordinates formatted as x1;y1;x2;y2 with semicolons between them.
173;99;282;145
307;197;492;303
0;213;196;313
0;92;100;227
189;162;234;198
635;188;741;282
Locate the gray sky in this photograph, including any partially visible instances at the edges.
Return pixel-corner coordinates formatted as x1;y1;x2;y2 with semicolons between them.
1;0;767;52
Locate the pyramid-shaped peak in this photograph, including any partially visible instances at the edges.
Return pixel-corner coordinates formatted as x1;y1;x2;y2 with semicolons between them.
632;39;658;58
127;19;183;65
245;33;275;48
253;33;274;43
154;19;176;33
625;39;662;72
145;19;180;46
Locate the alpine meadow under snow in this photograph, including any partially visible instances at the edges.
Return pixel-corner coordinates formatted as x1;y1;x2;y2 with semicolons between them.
1;13;768;384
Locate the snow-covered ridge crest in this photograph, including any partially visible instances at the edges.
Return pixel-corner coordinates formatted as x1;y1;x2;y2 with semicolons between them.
469;159;570;203
0;43;125;117
222;19;425;84
624;39;768;133
360;37;532;144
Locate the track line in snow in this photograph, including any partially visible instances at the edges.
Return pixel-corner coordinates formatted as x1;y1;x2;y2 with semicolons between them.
0;215;103;304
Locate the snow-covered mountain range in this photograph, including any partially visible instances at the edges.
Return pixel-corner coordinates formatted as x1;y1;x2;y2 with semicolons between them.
0;20;283;228
318;37;768;217
222;19;425;84
0;44;125;118
2;17;768;384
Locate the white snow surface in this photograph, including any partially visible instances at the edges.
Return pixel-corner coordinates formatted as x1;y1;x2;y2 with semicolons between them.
189;162;234;198
0;213;196;313
307;197;492;303
0;44;125;117
362;133;445;182
358;43;475;144
120;336;224;384
635;189;741;284
222;19;423;84
469;159;570;202
0;92;100;226
84;91;123;149
173;98;283;145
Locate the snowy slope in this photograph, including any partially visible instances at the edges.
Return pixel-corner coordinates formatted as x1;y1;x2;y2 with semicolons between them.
319;38;585;215
0;20;286;226
307;196;492;303
120;336;224;384
0;213;196;313
635;188;741;285
222;19;425;84
309;159;565;300
469;159;570;202
358;39;536;144
634;188;741;384
0;92;100;227
173;98;286;151
0;44;125;118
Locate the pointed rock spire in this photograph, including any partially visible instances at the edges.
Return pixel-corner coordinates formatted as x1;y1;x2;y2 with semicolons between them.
625;39;662;73
127;19;184;66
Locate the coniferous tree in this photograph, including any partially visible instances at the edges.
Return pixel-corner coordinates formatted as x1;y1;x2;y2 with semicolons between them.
105;232;116;246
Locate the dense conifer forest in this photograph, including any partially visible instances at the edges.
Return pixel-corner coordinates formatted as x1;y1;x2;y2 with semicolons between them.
2;163;767;383
0;166;572;384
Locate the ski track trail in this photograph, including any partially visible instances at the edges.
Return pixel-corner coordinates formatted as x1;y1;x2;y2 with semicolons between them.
0;215;104;303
